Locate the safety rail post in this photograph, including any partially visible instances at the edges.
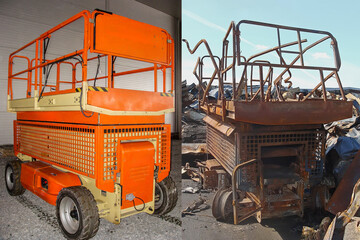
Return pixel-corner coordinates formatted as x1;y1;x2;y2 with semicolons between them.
35;40;39;95
39;38;44;93
319;70;327;102
27;57;31;97
107;55;112;88
162;66;166;93
56;63;60;91
154;64;158;92
8;56;12;99
171;42;175;94
81;11;90;112
72;65;76;89
8;10;91;101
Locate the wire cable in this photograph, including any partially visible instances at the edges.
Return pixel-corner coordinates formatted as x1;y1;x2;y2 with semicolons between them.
132;196;146;211
79;88;94;118
37;53;94;118
93;54;101;87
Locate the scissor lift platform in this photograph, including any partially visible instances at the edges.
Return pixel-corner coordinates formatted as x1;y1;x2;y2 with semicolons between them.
5;9;177;239
184;20;353;224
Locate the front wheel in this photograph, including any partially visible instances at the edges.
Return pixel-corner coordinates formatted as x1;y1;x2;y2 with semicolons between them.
5;160;25;196
154;176;178;215
56;186;99;239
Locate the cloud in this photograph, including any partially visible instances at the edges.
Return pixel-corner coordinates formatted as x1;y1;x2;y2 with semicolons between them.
183;9;227;33
183;9;257;48
182;9;320;84
338;61;360;87
312;52;331;60
255;44;269;50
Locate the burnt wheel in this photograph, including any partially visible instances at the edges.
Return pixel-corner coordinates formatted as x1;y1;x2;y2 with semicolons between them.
212;188;228;220
154;176;178;215
213;188;242;222
5;160;25;196
56;186;99;240
218;190;234;221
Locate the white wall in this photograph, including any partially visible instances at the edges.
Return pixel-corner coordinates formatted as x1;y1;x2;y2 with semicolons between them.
0;0;178;145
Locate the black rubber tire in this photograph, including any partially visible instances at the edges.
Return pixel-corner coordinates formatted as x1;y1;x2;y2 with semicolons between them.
5;160;25;196
56;186;99;240
153;176;178;215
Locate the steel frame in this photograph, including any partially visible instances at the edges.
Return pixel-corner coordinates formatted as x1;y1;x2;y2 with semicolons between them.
185;20;353;224
183;20;352;124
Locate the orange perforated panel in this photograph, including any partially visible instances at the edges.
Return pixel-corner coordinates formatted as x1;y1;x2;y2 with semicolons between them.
96;124;171;192
14;121;171;193
158;125;171;182
92;12;172;65
15;121;96;177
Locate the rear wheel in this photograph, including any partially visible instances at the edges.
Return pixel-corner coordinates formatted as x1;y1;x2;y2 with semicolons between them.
56;186;99;240
5;160;25;196
212;188;228;220
154;176;178;215
213;188;242;222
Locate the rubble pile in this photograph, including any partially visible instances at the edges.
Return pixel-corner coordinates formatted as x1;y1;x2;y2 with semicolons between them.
182;80;206;143
325;117;360;186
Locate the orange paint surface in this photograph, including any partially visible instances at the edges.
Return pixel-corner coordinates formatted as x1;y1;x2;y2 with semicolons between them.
88;88;173;112
93;12;172;65
21;161;81;205
17;111;165;125
119;142;155;209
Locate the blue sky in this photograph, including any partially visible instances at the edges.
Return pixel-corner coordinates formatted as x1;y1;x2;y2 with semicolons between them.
182;0;360;88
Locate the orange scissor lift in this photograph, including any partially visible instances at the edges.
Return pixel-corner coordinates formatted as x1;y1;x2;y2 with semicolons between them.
5;10;177;239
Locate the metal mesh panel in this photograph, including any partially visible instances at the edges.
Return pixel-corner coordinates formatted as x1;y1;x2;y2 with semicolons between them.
99;125;171;191
16;121;96;177
159;125;171;172
206;124;236;174
15;121;171;192
239;130;325;187
206;124;325;190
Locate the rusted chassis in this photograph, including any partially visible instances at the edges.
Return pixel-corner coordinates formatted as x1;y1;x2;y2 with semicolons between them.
205;115;326;222
203;99;352;125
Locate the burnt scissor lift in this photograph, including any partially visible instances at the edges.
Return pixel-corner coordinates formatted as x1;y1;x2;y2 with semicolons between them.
6;10;176;239
183;21;353;223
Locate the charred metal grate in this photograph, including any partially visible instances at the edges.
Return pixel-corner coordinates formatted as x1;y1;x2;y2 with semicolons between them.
16;122;96;176
206;124;325;190
206;124;236;174
239;130;326;187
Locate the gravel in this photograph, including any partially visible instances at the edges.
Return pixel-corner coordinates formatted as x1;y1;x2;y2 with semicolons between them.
0;140;182;240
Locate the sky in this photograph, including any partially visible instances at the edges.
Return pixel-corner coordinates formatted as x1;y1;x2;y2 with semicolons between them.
182;0;360;89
